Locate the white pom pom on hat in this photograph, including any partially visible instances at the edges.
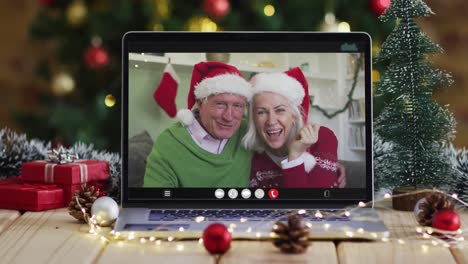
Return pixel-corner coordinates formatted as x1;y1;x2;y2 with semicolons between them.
176;109;195;126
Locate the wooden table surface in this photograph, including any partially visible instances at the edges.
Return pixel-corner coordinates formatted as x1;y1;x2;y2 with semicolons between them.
0;207;466;264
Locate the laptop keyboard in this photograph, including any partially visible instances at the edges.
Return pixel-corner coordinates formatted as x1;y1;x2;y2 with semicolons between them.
148;209;350;222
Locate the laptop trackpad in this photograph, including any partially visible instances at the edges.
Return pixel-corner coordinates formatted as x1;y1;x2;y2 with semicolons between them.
123;224;190;231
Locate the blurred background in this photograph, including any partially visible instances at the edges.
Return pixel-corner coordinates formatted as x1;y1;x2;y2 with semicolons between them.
1;0;467;152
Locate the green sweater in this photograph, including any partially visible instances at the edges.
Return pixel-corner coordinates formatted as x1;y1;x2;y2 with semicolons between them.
143;121;252;188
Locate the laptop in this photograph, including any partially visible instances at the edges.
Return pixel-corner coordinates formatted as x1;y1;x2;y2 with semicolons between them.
115;32;388;240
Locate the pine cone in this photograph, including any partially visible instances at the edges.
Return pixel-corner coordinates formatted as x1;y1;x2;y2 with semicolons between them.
272;214;311;254
68;184;100;222
417;192;454;226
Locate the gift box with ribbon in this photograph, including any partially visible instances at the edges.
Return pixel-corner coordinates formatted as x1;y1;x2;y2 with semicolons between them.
20;147;110;206
0;177;64;211
21;160;109;205
21;160;109;185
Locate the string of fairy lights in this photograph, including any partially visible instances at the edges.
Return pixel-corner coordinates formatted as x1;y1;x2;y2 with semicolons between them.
79;189;467;253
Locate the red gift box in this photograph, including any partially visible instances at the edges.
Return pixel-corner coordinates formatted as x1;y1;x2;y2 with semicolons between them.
0;177;63;211
21;160;109;184
21;160;109;206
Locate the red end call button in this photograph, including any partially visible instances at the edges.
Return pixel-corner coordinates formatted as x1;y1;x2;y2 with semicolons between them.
268;188;279;199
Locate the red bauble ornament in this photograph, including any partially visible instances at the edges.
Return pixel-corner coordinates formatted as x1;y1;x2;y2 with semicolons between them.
84;47;109;69
432;209;461;231
202;223;232;254
370;0;391;16
39;0;55;6
203;0;230;20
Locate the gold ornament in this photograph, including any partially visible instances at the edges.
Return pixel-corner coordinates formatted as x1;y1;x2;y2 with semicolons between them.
52;72;75;96
67;0;88;27
152;23;164;31
320;12;338;32
264;4;275;16
372;70;380;83
104;94;116;107
185;16;217;32
154;0;170;20
372;40;381;57
92;0;112;12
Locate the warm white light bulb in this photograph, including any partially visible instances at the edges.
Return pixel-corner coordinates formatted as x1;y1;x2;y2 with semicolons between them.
338;22;350;32
315;211;323;218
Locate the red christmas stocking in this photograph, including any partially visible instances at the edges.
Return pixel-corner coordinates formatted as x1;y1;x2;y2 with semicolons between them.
154;63;179;117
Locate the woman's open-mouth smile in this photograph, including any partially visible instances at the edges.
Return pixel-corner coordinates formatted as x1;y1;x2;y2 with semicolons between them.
265;128;284;140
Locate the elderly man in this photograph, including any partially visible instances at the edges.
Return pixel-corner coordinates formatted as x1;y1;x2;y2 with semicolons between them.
144;61;253;187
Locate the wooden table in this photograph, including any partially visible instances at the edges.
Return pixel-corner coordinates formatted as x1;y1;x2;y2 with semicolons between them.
0;208;466;264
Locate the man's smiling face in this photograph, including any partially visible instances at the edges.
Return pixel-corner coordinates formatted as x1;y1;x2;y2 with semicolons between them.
198;93;246;139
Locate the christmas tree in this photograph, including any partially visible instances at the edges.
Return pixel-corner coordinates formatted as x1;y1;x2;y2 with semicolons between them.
19;0;153;152
374;0;457;188
19;0;393;152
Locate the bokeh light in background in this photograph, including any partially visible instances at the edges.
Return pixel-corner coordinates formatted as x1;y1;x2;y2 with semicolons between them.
51;72;75;97
372;70;380;83
186;17;218;32
105;95;116;108
338;22;351;32
0;0;467;150
264;5;275;17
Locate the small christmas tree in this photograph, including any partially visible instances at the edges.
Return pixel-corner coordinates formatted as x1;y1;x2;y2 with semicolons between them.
374;0;457;189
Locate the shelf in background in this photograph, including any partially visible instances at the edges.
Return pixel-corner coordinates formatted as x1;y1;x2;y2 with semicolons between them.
129;53;287;73
130;53;194;66
348;119;365;124
349;147;366;151
305;73;337;81
346;71;365;79
129;53;341;81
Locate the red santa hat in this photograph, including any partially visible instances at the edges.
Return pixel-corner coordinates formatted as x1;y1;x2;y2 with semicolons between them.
249;67;310;122
177;61;252;126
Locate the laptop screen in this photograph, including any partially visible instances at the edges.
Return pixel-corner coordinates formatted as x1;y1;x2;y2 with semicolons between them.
122;33;372;208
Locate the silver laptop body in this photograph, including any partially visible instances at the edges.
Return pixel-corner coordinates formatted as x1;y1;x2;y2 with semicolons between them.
115;32;388;240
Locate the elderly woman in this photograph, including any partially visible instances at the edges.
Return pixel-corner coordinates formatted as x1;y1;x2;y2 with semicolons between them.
242;67;342;188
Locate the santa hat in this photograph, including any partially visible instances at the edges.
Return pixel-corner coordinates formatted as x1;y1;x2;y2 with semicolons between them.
177;61;252;126
250;67;316;173
250;67;310;123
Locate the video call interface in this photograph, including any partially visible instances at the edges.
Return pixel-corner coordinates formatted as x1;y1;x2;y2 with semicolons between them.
127;50;369;201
